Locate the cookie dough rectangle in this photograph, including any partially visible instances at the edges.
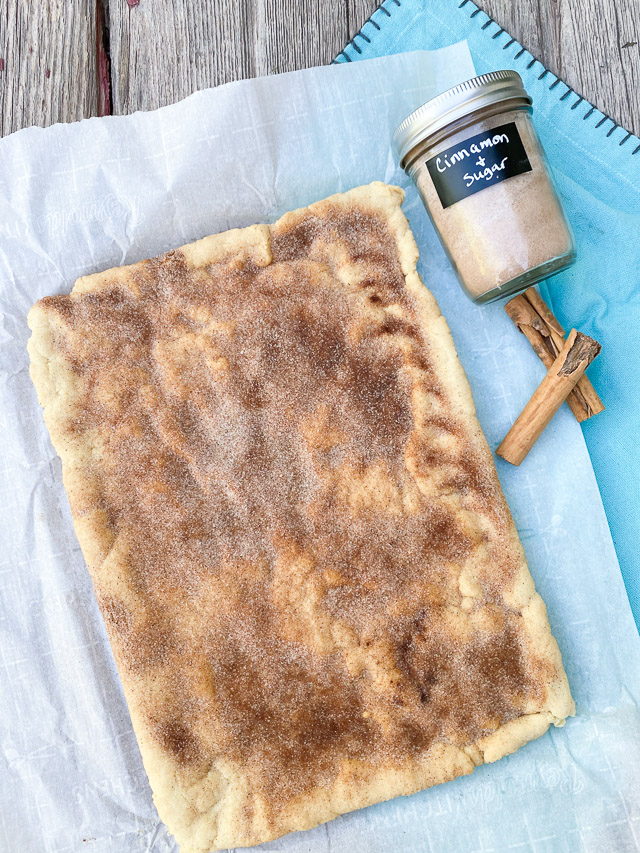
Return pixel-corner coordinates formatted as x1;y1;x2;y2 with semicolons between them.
27;183;573;853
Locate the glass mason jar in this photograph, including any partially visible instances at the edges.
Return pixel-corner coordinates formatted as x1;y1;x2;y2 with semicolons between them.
393;71;576;303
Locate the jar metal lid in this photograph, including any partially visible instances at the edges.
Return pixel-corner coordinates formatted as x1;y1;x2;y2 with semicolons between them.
393;71;532;167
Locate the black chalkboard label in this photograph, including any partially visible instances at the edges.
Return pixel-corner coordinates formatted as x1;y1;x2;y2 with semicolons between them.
426;121;532;209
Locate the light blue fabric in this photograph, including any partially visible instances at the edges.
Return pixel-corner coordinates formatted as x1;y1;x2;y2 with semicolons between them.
337;0;640;630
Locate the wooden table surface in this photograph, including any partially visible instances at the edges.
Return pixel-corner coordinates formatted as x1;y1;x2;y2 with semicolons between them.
0;0;638;138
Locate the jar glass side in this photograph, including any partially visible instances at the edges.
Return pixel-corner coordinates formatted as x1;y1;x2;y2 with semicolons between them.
407;106;575;303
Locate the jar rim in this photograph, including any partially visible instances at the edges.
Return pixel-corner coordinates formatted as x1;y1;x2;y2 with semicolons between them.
393;71;532;167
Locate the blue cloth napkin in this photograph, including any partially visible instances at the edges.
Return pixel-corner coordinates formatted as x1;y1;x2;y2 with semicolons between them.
336;0;640;630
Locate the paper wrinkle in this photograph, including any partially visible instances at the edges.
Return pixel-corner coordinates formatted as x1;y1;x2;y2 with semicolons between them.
1;45;640;853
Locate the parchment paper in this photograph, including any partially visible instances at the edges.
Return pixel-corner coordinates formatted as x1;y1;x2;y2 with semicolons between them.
1;45;639;853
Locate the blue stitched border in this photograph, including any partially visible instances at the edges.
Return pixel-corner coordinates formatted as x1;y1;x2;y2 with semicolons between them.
334;0;640;156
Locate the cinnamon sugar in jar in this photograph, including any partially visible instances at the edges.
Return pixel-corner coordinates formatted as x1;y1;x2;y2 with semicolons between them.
393;71;575;303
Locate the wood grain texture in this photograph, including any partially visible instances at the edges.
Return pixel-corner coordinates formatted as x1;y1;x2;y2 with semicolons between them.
108;0;351;114
0;0;99;136
478;0;640;136
1;0;639;138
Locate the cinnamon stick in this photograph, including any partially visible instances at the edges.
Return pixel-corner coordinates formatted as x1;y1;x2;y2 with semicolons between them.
497;329;602;466
504;288;604;422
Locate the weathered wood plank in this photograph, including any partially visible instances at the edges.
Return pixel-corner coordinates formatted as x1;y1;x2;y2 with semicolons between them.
0;0;99;137
1;0;639;139
258;0;348;75
479;0;640;136
108;0;349;115
108;0;255;115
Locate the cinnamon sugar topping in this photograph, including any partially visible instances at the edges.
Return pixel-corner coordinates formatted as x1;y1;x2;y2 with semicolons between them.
41;200;551;808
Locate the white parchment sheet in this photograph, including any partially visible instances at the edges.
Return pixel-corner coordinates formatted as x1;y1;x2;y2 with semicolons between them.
1;45;639;853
